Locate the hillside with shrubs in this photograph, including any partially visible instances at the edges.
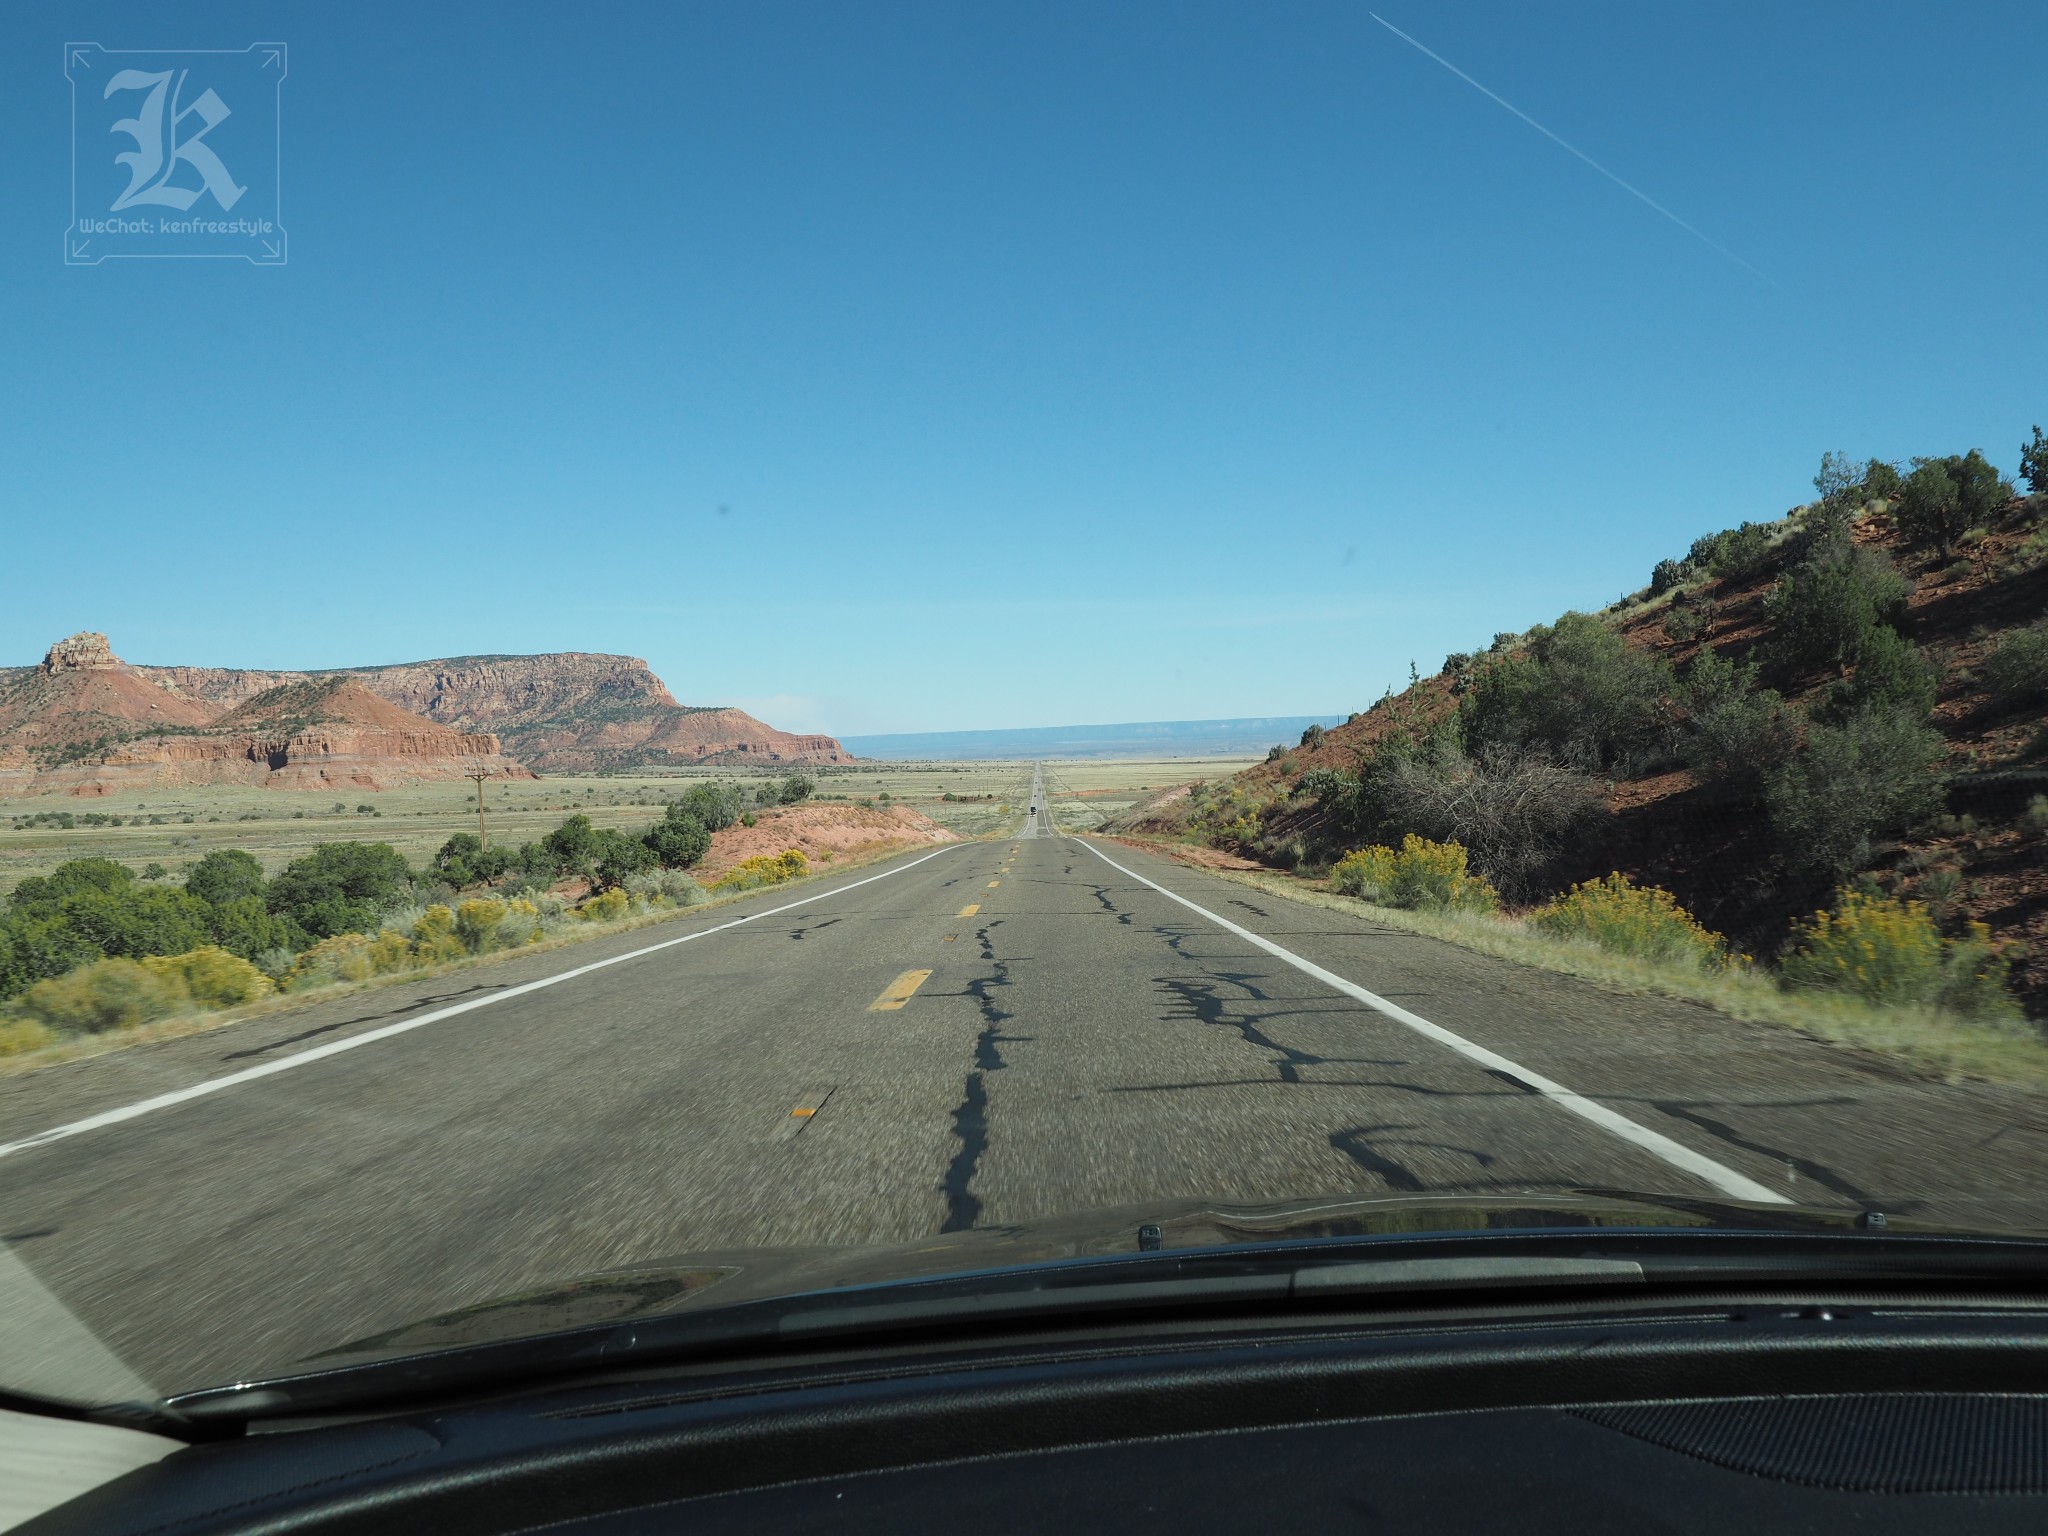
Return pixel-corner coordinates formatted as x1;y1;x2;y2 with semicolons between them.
0;776;829;1057
1129;432;2048;1022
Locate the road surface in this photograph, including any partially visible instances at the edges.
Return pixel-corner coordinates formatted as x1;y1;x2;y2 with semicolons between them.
3;783;2047;1393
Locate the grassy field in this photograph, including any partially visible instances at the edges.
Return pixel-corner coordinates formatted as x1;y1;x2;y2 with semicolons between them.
0;758;1252;895
808;758;1251;837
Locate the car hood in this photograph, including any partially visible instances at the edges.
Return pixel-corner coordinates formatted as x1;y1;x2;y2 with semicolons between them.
312;1187;1961;1364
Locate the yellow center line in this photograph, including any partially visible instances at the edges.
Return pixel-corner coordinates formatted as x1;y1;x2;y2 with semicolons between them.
987;879;1000;888
868;968;934;1011
958;903;980;916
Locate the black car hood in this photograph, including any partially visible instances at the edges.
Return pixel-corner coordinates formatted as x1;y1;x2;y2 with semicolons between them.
315;1187;1940;1364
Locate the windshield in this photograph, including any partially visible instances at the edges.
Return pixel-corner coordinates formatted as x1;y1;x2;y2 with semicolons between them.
2;0;2045;1408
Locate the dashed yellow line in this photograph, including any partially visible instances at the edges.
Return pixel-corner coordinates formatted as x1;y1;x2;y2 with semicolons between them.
868;968;933;1011
958;903;980;916
987;880;1000;889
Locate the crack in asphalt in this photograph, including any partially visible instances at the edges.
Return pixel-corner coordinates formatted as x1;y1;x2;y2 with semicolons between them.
1329;1123;1498;1192
1158;973;1331;1085
1652;1101;1879;1204
942;923;1031;1232
1087;884;1135;926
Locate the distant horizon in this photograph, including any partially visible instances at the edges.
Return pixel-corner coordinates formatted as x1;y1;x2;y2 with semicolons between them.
8;632;1349;744
845;716;1348;760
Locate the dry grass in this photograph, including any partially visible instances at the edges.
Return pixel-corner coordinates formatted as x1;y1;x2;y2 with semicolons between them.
1130;843;2048;1089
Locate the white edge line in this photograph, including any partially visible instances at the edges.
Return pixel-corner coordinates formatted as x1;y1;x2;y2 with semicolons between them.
0;846;961;1161
1079;841;1790;1206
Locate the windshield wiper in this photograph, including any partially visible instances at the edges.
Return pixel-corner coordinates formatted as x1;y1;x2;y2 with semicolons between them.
165;1227;2048;1431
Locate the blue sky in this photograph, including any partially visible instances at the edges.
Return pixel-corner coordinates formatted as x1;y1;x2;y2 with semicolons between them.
3;2;2041;735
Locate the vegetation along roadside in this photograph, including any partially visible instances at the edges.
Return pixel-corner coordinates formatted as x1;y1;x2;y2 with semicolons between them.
1111;435;2048;1083
0;775;870;1072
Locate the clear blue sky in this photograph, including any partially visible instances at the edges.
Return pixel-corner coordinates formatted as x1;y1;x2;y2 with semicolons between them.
4;2;2041;735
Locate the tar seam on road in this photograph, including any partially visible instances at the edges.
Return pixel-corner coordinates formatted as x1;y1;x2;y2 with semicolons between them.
0;846;963;1162
1079;841;1790;1206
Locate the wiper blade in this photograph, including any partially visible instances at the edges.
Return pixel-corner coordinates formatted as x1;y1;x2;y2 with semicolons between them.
166;1228;2048;1428
782;1255;1646;1338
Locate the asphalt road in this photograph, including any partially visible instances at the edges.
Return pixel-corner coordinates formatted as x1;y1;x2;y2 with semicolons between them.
4;799;2048;1395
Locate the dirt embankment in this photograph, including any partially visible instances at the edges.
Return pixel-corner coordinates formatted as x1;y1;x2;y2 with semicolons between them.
697;803;958;882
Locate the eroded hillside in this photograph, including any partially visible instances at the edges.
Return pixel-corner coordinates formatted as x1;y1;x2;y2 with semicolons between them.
1128;454;2048;1011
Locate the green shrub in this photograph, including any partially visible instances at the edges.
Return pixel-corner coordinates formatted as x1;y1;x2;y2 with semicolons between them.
1862;458;1902;502
1460;612;1673;772
17;957;189;1033
140;945;274;1008
1983;621;2048;706
1694;521;1776;582
1530;873;1734;969
1897;450;2012;553
1661;599;1711;644
431;833;514;889
644;808;712;869
1763;536;1911;676
2022;426;2046;497
2022;794;2048;841
588;827;656;890
1679;650;1798;792
1813;451;1864;508
266;842;413;941
777;774;815;804
1821;626;1937;722
671;783;744;831
184;847;266;909
1763;709;1947;877
1781;888;2015;1018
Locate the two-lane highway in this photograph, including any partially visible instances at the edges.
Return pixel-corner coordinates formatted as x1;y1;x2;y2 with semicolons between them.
4;807;2048;1393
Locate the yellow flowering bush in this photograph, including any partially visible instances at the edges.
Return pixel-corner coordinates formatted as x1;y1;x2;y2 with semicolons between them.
140;945;275;1007
409;904;465;963
714;849;809;892
1781;888;2016;1018
14;957;188;1033
455;898;508;953
578;889;630;922
365;929;421;975
1330;845;1397;900
285;933;375;990
1331;835;1496;913
0;1018;57;1057
1530;874;1734;970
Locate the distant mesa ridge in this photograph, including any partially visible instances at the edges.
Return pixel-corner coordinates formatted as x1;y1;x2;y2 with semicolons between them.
0;634;851;796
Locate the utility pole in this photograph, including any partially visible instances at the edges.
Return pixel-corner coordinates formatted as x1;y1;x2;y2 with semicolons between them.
465;766;492;850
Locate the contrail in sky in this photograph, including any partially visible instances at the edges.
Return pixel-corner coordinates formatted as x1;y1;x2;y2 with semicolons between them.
1367;11;1778;289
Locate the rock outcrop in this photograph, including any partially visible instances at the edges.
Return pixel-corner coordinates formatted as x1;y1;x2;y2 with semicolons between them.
0;639;533;796
138;652;853;772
